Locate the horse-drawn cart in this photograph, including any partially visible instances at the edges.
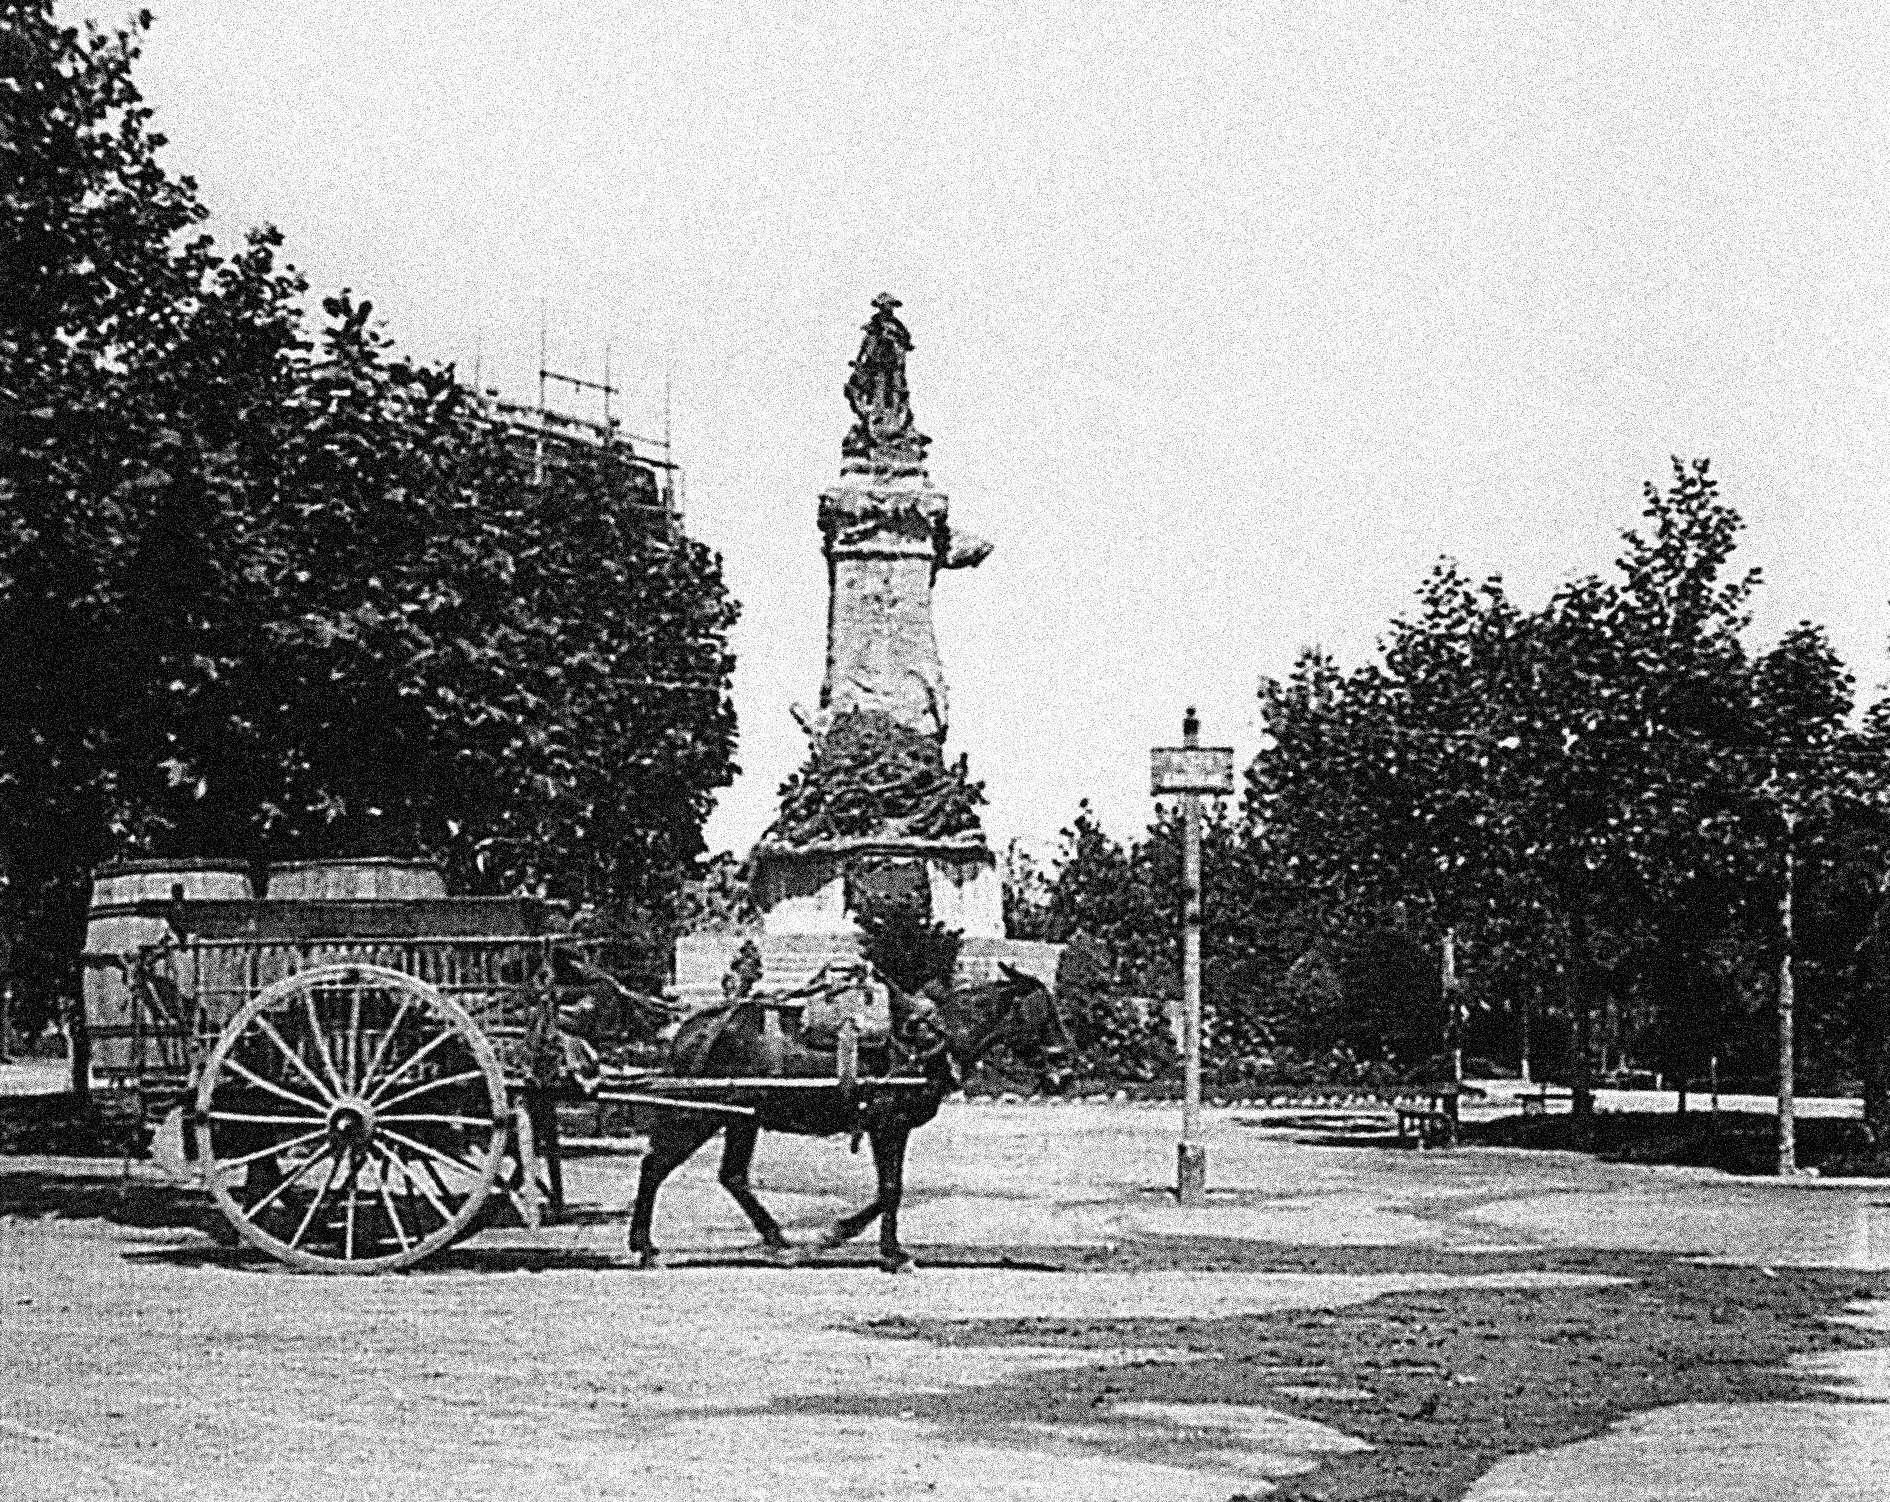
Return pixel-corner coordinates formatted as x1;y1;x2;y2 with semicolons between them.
86;885;591;1272
83;881;964;1275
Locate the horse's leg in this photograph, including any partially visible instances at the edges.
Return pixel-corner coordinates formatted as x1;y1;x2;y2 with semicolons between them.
716;1119;797;1260
873;1127;915;1273
626;1113;719;1268
819;1165;886;1250
523;1089;564;1218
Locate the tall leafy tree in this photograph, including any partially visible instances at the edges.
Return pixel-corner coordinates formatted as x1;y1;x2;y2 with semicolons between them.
2;8;741;1039
1249;459;1849;1115
1;4;304;1031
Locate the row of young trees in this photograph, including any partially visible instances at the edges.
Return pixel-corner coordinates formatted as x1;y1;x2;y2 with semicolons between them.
1;6;740;1033
1011;460;1890;1141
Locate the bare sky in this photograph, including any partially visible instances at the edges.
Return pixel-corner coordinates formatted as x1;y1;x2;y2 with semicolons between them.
124;1;1890;860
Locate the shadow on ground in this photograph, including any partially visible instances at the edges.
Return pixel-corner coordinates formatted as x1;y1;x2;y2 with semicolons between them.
1;1164;1072;1279
0;1092;146;1156
0;1164;219;1234
789;1238;1890;1502
118;1239;1073;1275
1468;1111;1890;1178
1241;1104;1890;1180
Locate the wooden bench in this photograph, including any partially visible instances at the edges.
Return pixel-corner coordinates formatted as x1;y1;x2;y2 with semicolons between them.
1520;1086;1573;1118
1395;1090;1459;1148
1392;1083;1489;1148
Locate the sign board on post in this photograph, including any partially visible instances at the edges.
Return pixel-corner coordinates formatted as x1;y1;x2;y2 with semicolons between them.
1151;711;1234;1207
1151;747;1235;796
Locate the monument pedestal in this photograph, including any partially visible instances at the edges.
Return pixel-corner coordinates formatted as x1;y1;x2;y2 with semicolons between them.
749;835;1003;938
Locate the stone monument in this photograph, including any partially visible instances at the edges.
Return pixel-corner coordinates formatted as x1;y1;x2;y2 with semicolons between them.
672;296;1059;1003
751;293;1003;938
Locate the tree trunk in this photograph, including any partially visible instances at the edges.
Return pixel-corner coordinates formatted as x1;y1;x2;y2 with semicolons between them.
1563;913;1594;1123
1571;986;1593;1122
1852;977;1890;1148
1675;965;1690;1118
66;999;90;1099
1864;1047;1890;1148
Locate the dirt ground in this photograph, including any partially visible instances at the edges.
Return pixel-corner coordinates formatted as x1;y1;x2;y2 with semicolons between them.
5;1096;1890;1500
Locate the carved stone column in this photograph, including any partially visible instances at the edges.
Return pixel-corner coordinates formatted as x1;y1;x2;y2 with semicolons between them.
753;294;1003;941
806;293;990;743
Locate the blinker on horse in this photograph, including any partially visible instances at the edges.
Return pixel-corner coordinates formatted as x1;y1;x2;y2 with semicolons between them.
624;964;1073;1272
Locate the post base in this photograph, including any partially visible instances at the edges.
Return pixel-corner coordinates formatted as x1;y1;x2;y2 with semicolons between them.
1176;1141;1208;1205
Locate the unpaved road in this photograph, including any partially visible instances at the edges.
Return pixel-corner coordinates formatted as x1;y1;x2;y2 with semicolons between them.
4;1098;1890;1500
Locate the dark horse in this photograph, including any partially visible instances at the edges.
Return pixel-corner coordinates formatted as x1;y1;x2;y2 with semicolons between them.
625;965;1073;1272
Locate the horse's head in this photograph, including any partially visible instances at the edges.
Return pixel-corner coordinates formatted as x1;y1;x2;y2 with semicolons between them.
953;964;1076;1094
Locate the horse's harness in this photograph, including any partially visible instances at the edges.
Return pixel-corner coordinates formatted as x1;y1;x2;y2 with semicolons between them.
675;991;950;1081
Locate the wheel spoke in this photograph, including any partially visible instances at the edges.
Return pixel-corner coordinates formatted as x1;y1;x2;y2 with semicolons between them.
346;983;364;1094
378;1144;456;1228
304;989;346;1099
379;1126;490;1184
420;1157;454;1201
373;1160;413;1252
216;1056;329;1116
374;1069;490;1114
365;1026;463;1106
343;1153;361;1260
287;1152;345;1250
355;991;418;1100
240;1143;332;1218
379;1113;499;1128
209;1128;326;1175
253;1014;336;1105
208;1110;325;1126
404;1149;422;1229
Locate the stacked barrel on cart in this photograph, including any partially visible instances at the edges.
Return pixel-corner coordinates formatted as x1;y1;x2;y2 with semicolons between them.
82;857;451;1093
83;858;254;1087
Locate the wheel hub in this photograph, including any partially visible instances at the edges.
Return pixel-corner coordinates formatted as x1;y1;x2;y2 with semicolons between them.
327;1097;378;1150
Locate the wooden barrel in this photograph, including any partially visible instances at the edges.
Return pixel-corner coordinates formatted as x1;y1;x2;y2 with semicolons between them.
84;859;255;1081
265;857;447;901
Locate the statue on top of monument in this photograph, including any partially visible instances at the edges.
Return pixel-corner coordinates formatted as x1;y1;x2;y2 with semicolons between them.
842;293;930;473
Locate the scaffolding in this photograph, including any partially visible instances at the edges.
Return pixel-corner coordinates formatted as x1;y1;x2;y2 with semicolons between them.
471;329;682;532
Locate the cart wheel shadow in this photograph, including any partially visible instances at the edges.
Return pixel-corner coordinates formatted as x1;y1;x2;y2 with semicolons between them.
119;1239;1069;1275
3;1166;1070;1276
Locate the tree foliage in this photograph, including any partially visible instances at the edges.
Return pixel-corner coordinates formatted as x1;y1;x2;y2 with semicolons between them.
858;906;964;997
1005;460;1890;1131
0;5;739;1033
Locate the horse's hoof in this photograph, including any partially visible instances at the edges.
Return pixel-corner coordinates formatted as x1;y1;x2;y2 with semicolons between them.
764;1241;807;1267
818;1224;855;1250
628;1247;663;1269
878;1252;918;1275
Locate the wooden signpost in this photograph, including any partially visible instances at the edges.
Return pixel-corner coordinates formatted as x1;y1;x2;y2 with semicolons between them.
1151;708;1234;1205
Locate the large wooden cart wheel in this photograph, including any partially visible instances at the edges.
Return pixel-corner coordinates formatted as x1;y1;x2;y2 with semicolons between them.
192;964;509;1273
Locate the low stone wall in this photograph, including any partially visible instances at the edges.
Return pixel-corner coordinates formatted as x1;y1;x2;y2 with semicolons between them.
671;931;1062;1009
954;936;1061;990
